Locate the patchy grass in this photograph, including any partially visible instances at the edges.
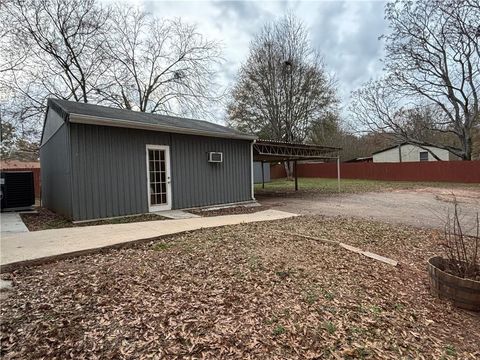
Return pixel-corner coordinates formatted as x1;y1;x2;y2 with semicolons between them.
303;289;319;305
322;289;335;301
151;242;175;251
1;216;479;359
324;321;336;335
272;325;286;336
445;344;457;357
255;177;479;196
188;205;269;217
20;207;167;231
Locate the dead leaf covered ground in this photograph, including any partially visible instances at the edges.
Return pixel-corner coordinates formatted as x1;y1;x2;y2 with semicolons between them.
20;208;167;231
1;216;479;359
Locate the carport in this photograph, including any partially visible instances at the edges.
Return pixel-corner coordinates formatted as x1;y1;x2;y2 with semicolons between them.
252;140;341;191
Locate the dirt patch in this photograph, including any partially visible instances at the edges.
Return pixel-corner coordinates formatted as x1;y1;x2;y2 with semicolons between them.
1;216;479;359
258;188;480;233
415;187;480;206
20;208;167;231
189;205;269;217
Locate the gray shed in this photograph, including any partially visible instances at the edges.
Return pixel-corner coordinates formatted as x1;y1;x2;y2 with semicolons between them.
40;99;256;221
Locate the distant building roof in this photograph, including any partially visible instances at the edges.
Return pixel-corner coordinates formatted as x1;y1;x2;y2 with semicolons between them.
345;156;373;163
371;142;448;155
46;98;257;141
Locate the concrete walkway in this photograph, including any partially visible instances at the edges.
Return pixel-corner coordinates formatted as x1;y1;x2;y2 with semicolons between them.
1;213;29;235
1;209;296;271
155;210;200;219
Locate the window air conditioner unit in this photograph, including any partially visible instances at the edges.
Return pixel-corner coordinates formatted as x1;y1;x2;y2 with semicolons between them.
208;152;223;163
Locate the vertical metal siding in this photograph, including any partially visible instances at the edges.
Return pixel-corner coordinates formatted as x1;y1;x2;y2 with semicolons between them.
69;123;251;220
40;121;73;218
169;133;252;209
253;162;271;183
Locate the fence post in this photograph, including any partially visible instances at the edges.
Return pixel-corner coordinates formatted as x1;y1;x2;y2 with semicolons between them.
337;156;341;192
294;160;298;191
261;161;265;189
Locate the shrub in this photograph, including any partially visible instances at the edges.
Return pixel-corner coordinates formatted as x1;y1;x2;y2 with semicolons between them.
441;201;479;280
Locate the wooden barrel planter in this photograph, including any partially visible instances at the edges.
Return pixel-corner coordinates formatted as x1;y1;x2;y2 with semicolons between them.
428;256;480;311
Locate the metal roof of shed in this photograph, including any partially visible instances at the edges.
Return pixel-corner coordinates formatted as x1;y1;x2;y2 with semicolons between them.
47;99;256;140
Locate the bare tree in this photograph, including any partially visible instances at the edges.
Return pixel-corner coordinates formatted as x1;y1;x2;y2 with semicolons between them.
0;1;28;74
309;113;393;162
350;0;479;160
5;0;110;104
99;6;223;116
1;0;110;143
1;1;224;150
227;14;337;176
350;81;461;160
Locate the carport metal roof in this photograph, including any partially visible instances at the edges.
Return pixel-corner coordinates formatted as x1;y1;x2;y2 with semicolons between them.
253;139;340;162
252;139;342;191
253;140;341;162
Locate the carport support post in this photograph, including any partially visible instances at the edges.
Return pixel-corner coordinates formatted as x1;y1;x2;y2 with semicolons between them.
337;155;341;192
261;161;265;189
294;160;298;191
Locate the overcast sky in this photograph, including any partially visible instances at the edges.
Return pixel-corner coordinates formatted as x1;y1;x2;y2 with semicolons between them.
128;0;388;121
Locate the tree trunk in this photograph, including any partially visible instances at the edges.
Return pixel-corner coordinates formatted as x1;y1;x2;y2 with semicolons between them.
463;130;472;160
284;161;294;180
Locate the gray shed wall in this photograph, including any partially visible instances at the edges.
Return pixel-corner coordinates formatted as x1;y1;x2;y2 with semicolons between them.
40;120;73;218
69;123;252;220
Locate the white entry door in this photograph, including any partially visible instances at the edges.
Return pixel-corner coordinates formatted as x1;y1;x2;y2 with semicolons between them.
146;145;171;211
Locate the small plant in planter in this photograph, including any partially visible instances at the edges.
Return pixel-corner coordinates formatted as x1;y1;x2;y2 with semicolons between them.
428;202;480;311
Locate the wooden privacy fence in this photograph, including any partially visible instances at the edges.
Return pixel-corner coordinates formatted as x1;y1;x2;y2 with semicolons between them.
271;160;480;183
1;167;41;197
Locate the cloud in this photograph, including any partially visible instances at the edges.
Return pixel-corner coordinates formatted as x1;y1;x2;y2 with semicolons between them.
300;1;387;105
133;0;388;121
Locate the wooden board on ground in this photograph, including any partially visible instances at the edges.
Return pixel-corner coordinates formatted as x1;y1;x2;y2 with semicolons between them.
339;243;398;267
275;230;398;267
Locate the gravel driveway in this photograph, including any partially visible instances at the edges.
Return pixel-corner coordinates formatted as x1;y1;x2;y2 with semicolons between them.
258;187;480;232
